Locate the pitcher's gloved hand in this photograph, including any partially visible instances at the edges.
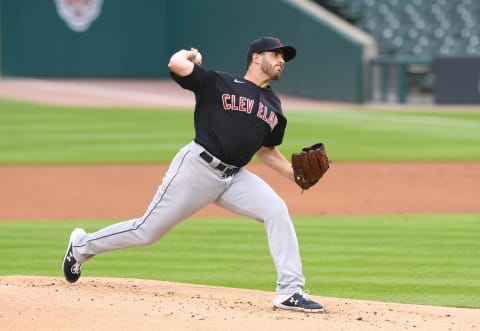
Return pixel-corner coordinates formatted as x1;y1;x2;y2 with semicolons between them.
291;143;330;190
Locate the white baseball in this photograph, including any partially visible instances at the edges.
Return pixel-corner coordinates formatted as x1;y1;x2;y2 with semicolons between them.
193;52;202;65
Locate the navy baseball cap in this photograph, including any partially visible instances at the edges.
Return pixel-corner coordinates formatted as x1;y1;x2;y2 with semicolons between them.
247;37;296;62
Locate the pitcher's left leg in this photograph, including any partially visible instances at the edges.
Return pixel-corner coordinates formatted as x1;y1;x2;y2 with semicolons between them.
216;169;305;295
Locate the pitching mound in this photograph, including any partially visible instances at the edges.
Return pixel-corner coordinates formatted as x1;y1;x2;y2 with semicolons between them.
1;276;478;331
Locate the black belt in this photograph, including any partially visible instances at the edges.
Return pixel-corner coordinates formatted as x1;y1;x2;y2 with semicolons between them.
199;151;239;177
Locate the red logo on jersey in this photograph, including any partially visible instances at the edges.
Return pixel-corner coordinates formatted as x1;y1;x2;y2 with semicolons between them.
221;94;278;130
257;102;278;130
222;94;255;113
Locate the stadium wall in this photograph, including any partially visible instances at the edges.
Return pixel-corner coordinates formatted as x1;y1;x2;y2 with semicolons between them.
0;0;376;103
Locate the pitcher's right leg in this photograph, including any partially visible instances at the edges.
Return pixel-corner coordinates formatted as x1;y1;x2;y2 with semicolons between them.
69;142;225;264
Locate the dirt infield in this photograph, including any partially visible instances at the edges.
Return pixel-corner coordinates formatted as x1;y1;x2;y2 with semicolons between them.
1;162;479;220
0;78;479;330
1;276;479;331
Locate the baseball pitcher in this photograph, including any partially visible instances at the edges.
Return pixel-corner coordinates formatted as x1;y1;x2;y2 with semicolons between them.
62;36;329;313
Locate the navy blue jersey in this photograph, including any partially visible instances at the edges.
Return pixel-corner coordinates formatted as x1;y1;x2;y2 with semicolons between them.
172;64;287;167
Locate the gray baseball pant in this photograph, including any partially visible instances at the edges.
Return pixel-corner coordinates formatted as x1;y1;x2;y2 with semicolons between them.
73;141;305;295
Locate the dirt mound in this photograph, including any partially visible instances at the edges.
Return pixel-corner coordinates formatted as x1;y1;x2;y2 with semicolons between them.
1;276;478;331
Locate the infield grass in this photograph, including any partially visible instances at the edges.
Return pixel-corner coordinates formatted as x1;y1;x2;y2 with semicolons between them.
1;214;479;308
1;99;480;164
1;98;480;309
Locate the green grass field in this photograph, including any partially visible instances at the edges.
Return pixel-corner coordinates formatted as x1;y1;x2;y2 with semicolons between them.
1;98;479;308
0;215;479;308
1;99;480;164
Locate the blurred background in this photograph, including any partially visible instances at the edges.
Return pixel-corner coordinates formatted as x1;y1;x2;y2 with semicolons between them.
1;0;480;105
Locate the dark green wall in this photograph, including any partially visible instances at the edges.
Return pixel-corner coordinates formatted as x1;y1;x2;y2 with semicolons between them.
0;0;170;76
167;0;365;102
0;0;368;102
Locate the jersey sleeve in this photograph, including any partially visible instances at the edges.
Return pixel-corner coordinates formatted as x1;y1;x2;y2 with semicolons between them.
170;64;209;93
262;113;287;147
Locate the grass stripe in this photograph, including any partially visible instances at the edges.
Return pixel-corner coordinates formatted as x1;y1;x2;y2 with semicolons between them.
0;213;479;308
2;99;480;163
